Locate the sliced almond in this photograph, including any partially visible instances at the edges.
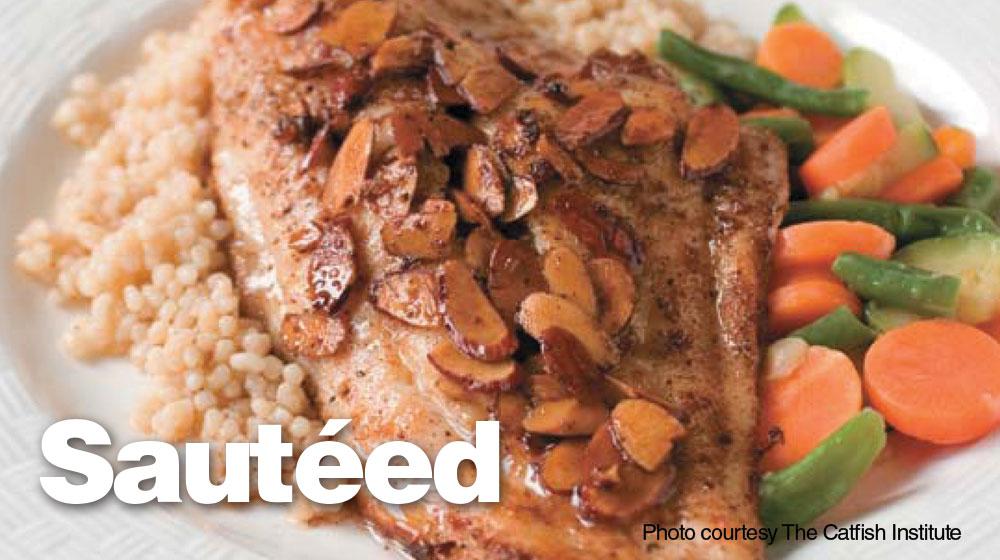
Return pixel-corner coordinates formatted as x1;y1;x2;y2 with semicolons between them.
540;441;589;494
458;63;520;114
431;38;484;86
536;134;583;182
497;392;529;434
537;327;601;401
518;293;619;368
621;108;678;146
381;199;457;260
463;145;507;218
427;340;521;392
574;147;645;185
300;122;333;173
522;398;608;436
588;257;636;334
488;239;547;324
386;111;426;159
264;0;320;34
318;0;397;56
610;399;685;472
464;227;497;277
579;462;675;521
546;192;640;265
427;67;467;107
680;104;740;179
367;158;418;218
280;311;347;358
370;34;431;77
542;245;598;317
371;269;441;327
323;118;375;213
289;221;323;253
421;112;488;157
439;259;518;361
528;373;570;402
308;218;356;313
555;91;629;150
583;422;624;487
500;175;538;222
452;189;492;229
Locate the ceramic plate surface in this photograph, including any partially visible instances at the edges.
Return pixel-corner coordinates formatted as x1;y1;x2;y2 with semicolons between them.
1;1;997;558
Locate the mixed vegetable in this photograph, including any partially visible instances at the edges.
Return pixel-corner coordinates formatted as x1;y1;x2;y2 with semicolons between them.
661;3;1000;531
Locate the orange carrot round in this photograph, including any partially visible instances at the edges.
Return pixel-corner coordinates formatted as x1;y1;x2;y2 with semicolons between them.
880;155;964;204
768;278;862;336
774;220;896;271
933;125;976;169
800;106;897;197
756;22;844;89
759;345;863;472
769;268;839;291
864;319;1000;444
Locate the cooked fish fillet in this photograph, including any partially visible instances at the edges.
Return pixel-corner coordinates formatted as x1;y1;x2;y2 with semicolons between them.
209;0;788;558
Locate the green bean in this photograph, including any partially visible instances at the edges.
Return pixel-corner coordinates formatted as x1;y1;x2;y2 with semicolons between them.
832;253;961;317
789;306;876;351
741;115;815;162
760;409;886;529
948;167;1000;221
658;30;868;116
785;199;1000;243
669;65;726;107
773;3;807;25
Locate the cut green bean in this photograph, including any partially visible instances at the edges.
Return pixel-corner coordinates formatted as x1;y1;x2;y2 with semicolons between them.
948;167;1000;220
773;3;807;25
670;65;727;107
658;30;868;116
760;409;886;529
789;306;876;351
785;199;1000;243
832;253;960;317
741;115;815;162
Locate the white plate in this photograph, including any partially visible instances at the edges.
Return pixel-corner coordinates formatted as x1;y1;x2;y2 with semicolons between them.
1;1;998;558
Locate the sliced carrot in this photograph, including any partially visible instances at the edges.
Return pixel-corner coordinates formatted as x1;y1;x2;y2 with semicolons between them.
805;113;852;147
800;106;897;198
768;278;862;336
758;345;863;472
933;125;976;169
864;319;1000;444
880;155;964;204
769;268;839;291
774;221;896;271
756;22;844;89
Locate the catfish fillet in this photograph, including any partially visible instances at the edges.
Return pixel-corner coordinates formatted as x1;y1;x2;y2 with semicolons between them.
210;0;788;558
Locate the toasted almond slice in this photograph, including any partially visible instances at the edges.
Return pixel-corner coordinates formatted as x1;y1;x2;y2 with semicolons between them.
500;175;538;222
536;134;584;182
427;340;521;392
318;0;397;56
427;67;467;107
458;63;520;114
264;0;320;34
367;158;418;218
323;118;375;213
621;108;678;146
545;192;640;265
588;257;636;334
538;327;601;400
370;34;431;77
518;293;619;368
308;218;356;313
488;239;547;323
464;145;507;218
555;91;629;150
610;399;686;472
543;245;598;317
300;122;333;173
464;227;497;277
579;462;675;521
422;113;488;157
528;373;570;402
583;422;624;487
439;259;518;361
381;199;457;260
497;392;529;434
431;38;485;86
386;111;426;159
280;310;347;357
540;441;589;494
522;398;608;436
452;189;492;229
574;147;645;185
289;221;323;253
681;104;740;179
371;269;441;327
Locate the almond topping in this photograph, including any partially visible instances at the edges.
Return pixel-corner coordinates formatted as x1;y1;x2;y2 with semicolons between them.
318;0;397;57
381;199;457;260
458;63;520;114
540;441;589;494
543;245;598;317
371;269;441;327
610;399;685;472
621;108;678;146
546;192;641;265
439;259;518;361
497;392;529;434
583;422;624;487
464;227;497;277
289;221;323;253
538;327;602;401
535;134;583;182
528;373;570;402
427;340;521;392
427;67;468;107
518;293;620;368
522;398;608;436
588;257;637;334
386;111;426;159
579;461;675;521
264;0;320;34
555;91;629;150
280;311;347;358
500;175;538;223
308;218;356;313
680;104;740;179
323;118;375;213
488;239;547;324
370;34;431;77
452;189;493;229
463;145;507;218
574;146;645;185
422;112;488;157
367;158;418;218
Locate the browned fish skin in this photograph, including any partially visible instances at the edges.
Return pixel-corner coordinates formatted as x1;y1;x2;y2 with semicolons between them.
209;0;788;558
